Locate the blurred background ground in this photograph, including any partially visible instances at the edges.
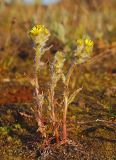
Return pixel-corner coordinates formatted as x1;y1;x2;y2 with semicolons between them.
0;0;116;159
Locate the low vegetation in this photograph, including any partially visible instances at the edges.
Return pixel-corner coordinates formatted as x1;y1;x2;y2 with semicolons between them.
0;0;116;159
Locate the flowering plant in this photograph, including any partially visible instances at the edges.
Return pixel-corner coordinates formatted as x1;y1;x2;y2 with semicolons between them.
29;24;94;144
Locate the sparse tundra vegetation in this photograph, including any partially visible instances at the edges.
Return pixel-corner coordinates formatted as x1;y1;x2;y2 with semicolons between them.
0;0;116;159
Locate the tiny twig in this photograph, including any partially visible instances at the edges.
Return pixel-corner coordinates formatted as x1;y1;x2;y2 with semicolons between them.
75;119;116;126
19;111;33;118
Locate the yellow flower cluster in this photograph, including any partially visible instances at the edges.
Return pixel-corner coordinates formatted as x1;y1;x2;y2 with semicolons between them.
77;38;93;47
75;38;94;64
29;25;50;37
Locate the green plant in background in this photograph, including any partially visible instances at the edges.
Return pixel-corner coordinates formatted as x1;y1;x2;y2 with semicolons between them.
51;22;67;43
29;24;94;144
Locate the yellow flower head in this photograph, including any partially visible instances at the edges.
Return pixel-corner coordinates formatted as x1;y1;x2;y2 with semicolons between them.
77;38;94;47
85;39;94;47
29;25;50;37
75;37;94;64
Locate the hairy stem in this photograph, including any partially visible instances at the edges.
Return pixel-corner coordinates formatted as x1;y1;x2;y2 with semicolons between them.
34;48;46;137
63;62;76;142
63;95;68;142
50;83;59;143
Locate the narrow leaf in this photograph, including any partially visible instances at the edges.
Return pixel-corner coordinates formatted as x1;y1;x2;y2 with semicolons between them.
68;88;82;105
